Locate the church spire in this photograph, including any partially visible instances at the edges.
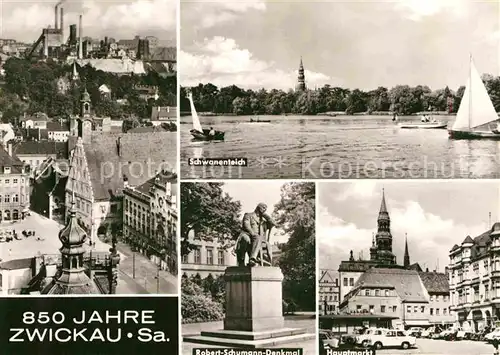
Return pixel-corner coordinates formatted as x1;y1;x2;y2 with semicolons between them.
374;188;396;265
404;233;410;268
296;57;306;91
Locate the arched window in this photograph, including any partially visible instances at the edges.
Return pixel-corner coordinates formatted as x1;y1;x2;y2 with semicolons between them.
12;210;18;220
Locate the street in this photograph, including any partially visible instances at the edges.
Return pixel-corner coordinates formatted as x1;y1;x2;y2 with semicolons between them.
116;241;178;295
0;212;178;295
378;338;496;355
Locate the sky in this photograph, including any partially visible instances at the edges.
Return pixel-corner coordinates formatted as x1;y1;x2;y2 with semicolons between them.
180;0;500;91
318;181;500;273
221;180;289;243
0;0;176;43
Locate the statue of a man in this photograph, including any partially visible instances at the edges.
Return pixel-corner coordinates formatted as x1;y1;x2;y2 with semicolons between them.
234;203;277;267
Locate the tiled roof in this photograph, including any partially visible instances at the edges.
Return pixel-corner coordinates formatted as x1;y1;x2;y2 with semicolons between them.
462;235;474;244
354;268;428;303
134;171;177;196
0;257;32;270
46;121;70;132
319;269;337;283
83;132;177;201
419;272;449;294
20;112;49;122
408;263;423;272
14;141;68;159
0;147;24;173
149;47;176;61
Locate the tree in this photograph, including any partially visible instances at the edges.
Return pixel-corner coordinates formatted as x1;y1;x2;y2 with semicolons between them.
273;182;315;311
180;183;241;256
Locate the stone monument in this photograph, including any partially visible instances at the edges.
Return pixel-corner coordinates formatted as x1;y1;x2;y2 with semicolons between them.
183;203;315;348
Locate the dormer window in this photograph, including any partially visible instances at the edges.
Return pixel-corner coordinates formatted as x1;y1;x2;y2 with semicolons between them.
4;167;11;174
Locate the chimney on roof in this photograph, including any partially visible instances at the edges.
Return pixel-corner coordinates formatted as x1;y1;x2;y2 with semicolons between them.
116;137;121;156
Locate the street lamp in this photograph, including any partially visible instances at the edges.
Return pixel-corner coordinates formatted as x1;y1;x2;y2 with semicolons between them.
154;265;160;294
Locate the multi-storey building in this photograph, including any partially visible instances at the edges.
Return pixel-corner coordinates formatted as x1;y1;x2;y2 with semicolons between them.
420;271;455;326
449;223;500;331
123;171;177;273
0;145;30;221
181;231;236;278
319;269;340;315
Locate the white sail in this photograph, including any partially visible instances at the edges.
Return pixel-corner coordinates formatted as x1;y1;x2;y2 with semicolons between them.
187;92;203;133
452;58;498;131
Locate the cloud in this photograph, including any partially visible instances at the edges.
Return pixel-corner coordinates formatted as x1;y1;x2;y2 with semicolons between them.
318;199;486;272
179;36;333;89
1;0;175;43
182;0;266;29
335;181;378;202
395;0;468;21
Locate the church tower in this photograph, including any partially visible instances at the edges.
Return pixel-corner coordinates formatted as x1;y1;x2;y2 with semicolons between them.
43;194;99;294
373;189;396;265
404;233;410;268
79;88;93;143
296;57;306;91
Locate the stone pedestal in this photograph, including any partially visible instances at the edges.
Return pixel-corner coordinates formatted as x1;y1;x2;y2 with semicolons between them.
183;266;315;348
224;266;284;332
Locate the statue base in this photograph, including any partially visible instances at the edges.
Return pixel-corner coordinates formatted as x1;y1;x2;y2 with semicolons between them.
183;266;315;348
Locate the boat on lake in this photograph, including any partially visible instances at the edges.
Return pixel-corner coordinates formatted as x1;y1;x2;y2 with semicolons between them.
188;92;225;141
448;55;500;139
250;117;271;123
399;120;447;129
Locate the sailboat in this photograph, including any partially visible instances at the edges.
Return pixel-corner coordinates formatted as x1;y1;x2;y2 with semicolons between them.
187;92;225;141
448;56;500;139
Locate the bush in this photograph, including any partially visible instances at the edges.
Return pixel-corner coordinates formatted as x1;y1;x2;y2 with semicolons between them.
181;294;224;324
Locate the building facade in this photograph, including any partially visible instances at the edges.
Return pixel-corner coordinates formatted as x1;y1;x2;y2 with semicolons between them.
0;145;30;221
181;231;236;278
449;223;500;331
319;269;340;315
123;171;177;274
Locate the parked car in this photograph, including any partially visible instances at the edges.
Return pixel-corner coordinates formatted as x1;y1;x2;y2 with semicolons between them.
421;327;441;339
319;330;339;349
407;327;423;338
357;328;416;350
485;329;500;343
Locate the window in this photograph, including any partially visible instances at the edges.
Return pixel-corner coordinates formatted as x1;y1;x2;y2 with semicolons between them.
381;305;386;313
421;306;425;313
3;167;10;174
443;308;447;315
365;289;370;296
357;305;362;311
392;306;397;312
430;295;433;301
369;305;374;311
414;306;418;312
343;278;348;286
436;308;440;315
407;305;411;313
13;179;17;184
375;289;380;296
4;195;9;203
194;250;201;264
206;248;214;265
349;278;354;286
430;308;434;315
12;195;18;203
385;290;389;296
5;179;9;184
217;250;225;265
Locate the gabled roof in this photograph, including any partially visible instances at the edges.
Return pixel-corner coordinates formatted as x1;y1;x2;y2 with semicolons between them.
83;132;177;201
20;112;49;122
14;141;68;158
0;257;32;270
419;272;449;294
462;235;474;244
354;268;428;303
319;269;337;283
0;147;24;172
46;121;70;132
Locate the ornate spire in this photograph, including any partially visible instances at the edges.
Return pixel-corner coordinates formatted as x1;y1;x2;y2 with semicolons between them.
374;188;396;265
404;233;410;268
297;57;306;91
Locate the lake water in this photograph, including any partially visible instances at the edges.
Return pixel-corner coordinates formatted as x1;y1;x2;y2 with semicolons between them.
180;115;500;179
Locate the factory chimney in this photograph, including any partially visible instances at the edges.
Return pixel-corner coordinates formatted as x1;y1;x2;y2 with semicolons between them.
60;7;64;40
55;5;59;30
78;14;83;59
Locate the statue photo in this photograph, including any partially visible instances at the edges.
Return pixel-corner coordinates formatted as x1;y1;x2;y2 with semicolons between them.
234;203;277;267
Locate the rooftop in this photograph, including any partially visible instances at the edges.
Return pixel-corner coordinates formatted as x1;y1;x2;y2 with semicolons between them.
0;147;24;172
83;132;177;201
354;268;428;303
14;141;68;159
419;271;449;294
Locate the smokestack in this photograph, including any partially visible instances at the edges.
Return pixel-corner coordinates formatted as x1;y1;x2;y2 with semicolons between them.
60;7;64;41
55;5;59;30
78;14;83;59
